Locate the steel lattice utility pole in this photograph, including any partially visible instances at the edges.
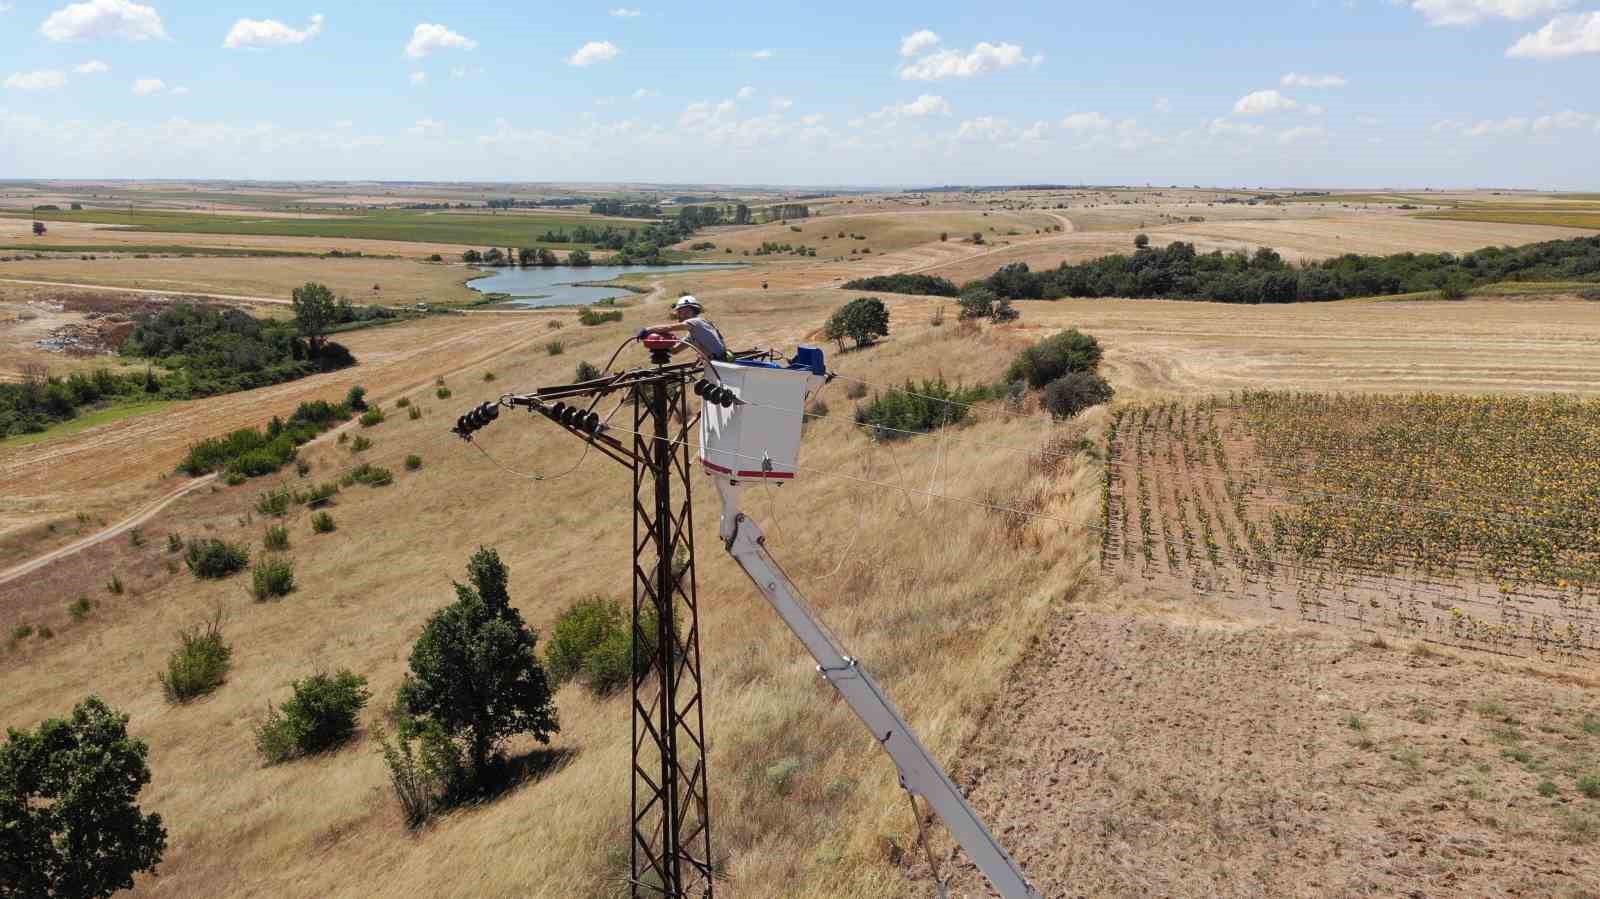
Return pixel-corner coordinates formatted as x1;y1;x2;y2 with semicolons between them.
629;369;714;898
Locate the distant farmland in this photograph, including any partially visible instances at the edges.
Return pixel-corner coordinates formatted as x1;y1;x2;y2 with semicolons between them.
0;208;651;249
1420;208;1600;230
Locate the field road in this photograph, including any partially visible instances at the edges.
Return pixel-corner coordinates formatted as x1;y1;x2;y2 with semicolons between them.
0;277;291;305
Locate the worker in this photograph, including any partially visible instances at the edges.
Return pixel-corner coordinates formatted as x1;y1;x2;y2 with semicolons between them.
638;295;730;363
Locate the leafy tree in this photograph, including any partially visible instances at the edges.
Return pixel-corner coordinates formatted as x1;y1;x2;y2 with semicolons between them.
1042;371;1114;419
461;249;482;263
971;231;984;245
345;384;367;412
957;286;996;321
290;282;337;355
537;248;559;266
482;248;504;265
823;297;891;351
568;249;592;267
32;221;47;236
517;247;536;266
1133;233;1150;249
841;274;959;297
396;548;558;792
0;696;167;898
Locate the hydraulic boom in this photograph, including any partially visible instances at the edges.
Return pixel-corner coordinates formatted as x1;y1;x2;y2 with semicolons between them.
721;511;1043;899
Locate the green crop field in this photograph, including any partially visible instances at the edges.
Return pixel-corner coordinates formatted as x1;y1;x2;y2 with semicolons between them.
0;208;653;249
1419;209;1600;230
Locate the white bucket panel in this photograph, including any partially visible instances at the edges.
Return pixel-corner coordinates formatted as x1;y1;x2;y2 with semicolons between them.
700;361;818;480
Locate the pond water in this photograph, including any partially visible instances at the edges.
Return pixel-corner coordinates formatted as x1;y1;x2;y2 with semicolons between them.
466;263;746;307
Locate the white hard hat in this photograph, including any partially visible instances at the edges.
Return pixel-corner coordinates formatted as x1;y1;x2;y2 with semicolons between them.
673;295;702;312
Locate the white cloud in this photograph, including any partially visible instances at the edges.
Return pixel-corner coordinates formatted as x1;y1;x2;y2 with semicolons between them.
1207;117;1264;137
1061;111;1112;131
73;59;109;73
1281;72;1348;87
1233;89;1300;116
736;85;755;98
633;87;657;99
40;0;166;40
1464;116;1529;136
746;48;774;60
131;77;164;95
405;23;476;58
610;7;641;16
5;70;68;90
223;13;324;49
899;41;1037;80
955;116;1014;142
801;113;824;126
899;29;940;57
1306;104;1325;116
679;99;737;128
1278;124;1329;144
878;93;951;119
1411;0;1570;26
1431;119;1464;133
1019;120;1049;142
1531;109;1595;130
410;118;444;137
169;85;188;95
1506;11;1600;58
409;71;426;85
569;40;620;67
1153;97;1172;114
769;96;792;112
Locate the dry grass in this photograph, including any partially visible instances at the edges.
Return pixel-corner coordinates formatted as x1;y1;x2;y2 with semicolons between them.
0;255;481;304
1420;208;1600;230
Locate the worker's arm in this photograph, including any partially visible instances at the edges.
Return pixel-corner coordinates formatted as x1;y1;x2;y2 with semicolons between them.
638;323;691;336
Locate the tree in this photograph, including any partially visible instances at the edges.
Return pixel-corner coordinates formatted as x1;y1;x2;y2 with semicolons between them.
1042;371;1114;419
482;248;504;265
1133;233;1150;249
537;248;559;266
1005;329;1103;388
396;548;558;792
32;221;46;236
517;247;536;266
0;696;167;898
823;297;890;351
461;249;482;263
290;282;337;355
957;286;996;321
568;249;592;267
971;231;984;245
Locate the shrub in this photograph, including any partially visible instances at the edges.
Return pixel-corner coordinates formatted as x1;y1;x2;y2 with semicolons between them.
482;371;496;382
350;435;372;453
1580;774;1600;799
311;511;336;533
1042;372;1115;419
377;720;462;828
395;397;411;408
351;463;393;486
69;595;94;621
255;485;293;517
160;613;231;702
295;459;311;477
1439;274;1471;300
359;407;385;427
546;340;566;355
346;385;368;411
250;556;296;601
545;597;623;686
408;405;423;420
436;386;452;400
405;454;422;471
128;528;144;548
991;299;1020;323
301;481;339;507
575;361;602;381
957;286;996;321
12;624;34;640
855;379;984;437
255;669;371;763
844;381;868;400
841;274;959;297
264;524;290;550
823;297;891;351
167;532;183;553
38;626;54;639
578;308;623;326
0;696;167;898
395;548;559;791
1005;329;1103;388
184;539;249;578
105;574;123;596
1581;288;1600;301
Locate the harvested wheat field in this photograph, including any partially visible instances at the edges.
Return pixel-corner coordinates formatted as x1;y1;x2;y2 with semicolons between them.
5;275;1600;897
0;215;493;260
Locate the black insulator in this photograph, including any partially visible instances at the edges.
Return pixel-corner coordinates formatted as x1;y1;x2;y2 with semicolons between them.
717;388;735;408
547;401;567;421
693;379;710;397
456;414;471;433
481;402;499;422
583;411;601;433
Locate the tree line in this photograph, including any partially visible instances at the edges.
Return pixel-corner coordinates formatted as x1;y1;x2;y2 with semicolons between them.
964;234;1600;304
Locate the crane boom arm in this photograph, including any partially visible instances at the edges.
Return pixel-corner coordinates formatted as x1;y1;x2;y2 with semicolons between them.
721;512;1042;899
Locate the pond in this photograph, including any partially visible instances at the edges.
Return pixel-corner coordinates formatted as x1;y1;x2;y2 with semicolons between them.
466;263;746;307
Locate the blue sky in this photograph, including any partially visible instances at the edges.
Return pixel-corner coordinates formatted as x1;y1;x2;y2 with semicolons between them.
2;0;1598;187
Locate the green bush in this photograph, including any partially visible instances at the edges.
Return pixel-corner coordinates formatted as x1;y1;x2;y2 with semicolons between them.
12;624;35;640
177;399;352;477
350;435;372;453
575;361;602;381
436;386;452;400
377;720;463;828
105;574;123;596
578;308;624;326
359;407;385;427
184;539;249;579
408;405;423;420
351;463;392;486
300;481;339;507
854;379;984;438
545;598;625;686
159;614;231;702
842;274;959;297
167;532;183;553
264;524;289;551
250;556;295;601
546;340;566;355
69;595;94;621
311;511;336;533
823;297;890;350
255;669;370;763
395;397;410;408
405;454;422;471
1580;774;1600;799
482;371;496;382
1042;372;1115;419
345;384;368;411
1005;329;1103;388
255;485;293;517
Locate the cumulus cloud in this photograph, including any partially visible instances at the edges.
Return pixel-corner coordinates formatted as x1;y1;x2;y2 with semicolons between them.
736;85;755;98
410;118;444;137
1411;0;1570;26
899;41;1039;80
955;116;1013;141
801;113;825;126
40;0;166;40
746;48;774;60
405;23;476;58
769;96;792;112
1208;117;1265;137
169;85;188;95
569;40;620;66
1281;72;1347;87
1233;89;1300;115
679;99;737;128
1532;109;1596;130
1153;97;1172;114
223;13;324;48
633;87;657;99
1464;116;1529;136
1060;111;1112;131
409;71;426;85
899;29;940;57
873;93;951;120
1506;11;1600;57
610;7;641;16
131;77;164;95
73;59;109;73
5;70;68;90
